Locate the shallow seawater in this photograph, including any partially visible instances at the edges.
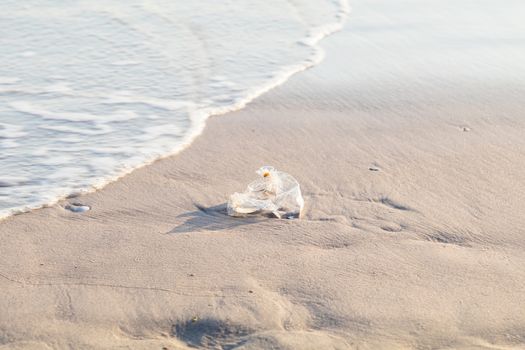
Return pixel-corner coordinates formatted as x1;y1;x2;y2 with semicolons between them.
0;0;348;219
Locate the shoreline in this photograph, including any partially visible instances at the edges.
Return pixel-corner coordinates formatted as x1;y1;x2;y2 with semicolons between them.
2;0;525;348
0;1;350;223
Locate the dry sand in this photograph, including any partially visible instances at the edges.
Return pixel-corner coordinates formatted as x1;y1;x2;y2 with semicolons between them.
2;1;525;349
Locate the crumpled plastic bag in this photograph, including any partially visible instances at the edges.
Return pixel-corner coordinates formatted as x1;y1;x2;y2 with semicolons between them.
227;166;304;219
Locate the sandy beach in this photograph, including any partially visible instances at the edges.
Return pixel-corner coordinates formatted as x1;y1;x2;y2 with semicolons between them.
2;0;525;349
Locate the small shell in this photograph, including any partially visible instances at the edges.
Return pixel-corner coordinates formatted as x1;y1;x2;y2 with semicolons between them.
65;203;90;213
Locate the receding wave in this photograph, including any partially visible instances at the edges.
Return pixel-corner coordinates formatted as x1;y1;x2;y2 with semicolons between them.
0;0;349;220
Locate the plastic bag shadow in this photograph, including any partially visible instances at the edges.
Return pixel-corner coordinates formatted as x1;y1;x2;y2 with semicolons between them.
168;203;270;234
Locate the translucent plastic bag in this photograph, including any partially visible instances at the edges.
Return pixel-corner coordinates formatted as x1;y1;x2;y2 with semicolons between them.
227;166;304;219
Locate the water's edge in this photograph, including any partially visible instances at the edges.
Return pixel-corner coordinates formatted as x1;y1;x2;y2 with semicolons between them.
1;0;350;221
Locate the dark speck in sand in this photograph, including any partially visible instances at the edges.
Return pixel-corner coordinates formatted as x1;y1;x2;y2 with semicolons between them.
65;203;91;213
369;166;380;172
172;317;254;349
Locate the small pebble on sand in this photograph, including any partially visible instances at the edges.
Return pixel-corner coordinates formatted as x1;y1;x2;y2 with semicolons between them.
65;203;91;213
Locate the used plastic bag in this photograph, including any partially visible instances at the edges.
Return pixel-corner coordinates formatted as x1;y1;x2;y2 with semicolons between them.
227;166;304;219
